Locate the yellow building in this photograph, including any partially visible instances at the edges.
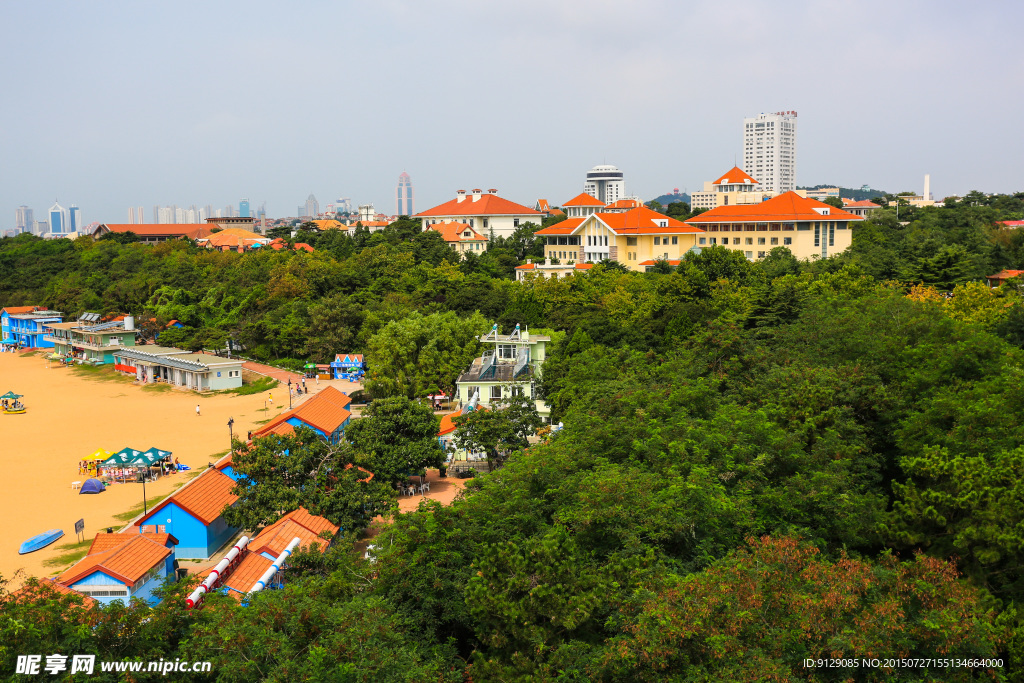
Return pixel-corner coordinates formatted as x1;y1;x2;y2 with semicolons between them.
536;201;703;272
690;166;775;211
684;191;864;261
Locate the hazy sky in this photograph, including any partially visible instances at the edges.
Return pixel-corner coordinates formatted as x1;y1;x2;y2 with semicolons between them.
2;0;1022;226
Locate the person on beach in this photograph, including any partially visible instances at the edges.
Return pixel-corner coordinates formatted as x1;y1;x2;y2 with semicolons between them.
195;404;201;416
268;393;273;405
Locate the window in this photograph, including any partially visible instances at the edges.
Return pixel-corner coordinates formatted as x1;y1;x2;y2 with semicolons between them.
814;224;820;247
498;344;517;360
771;237;779;245
745;237;753;245
732;237;740;245
758;237;765;245
699;237;706;245
513;218;520;227
745;251;753;259
626;237;637;246
654;237;661;245
710;237;717;245
490;386;502;400
829;224;835;246
672;236;678;245
482;218;488;229
758;251;765;258
783;237;792;245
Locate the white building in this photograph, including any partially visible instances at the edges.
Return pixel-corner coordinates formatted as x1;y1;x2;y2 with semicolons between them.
416;189;542;239
583;165;626;204
743;111;797;194
690;166;774;211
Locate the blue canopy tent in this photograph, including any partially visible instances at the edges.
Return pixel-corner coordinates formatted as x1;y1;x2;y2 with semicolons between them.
79;478;105;494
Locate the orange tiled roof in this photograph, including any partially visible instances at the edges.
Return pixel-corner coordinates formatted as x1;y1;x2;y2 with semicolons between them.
293;242;314;252
514;263;537;271
311;220;345;230
1;306;36;315
136;468;238;526
712;166;759;186
562;192;605;207
685;191;864;224
203;228;266;248
638;259;683;267
535;217;584;236
415;193;541;218
249;518;330;557
98;224;213;239
253;385;352;439
595;207;703;234
574;263;595;269
842;200;880;208
59;534;175;587
988;269;1024;280
280;507;340;537
536;199;551;212
219;553;273;592
439;405;487;436
605;199;642;210
550;208;565;216
88;532;176;555
428;221;488;243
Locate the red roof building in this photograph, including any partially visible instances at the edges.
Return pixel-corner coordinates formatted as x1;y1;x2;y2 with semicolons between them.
415;189;541;238
987;270;1024;288
58;533;178;605
91;223;214;243
427;221;489;258
841;199;881;217
251;385;352;443
134;468;240;559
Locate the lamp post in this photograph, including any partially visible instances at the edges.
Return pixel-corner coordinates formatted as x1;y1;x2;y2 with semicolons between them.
288;378;293;409
141;466;147;516
227;417;235;456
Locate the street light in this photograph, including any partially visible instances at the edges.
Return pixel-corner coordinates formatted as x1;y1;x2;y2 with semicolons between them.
227;417;235;456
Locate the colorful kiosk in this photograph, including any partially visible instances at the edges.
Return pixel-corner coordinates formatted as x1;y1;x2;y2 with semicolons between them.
329;354;364;380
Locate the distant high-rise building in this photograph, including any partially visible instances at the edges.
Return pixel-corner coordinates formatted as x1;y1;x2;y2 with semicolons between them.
743;111;797;193
68;205;81;233
256;202;266;220
304;194;319;218
335;197;352;214
239;198;250;218
584;165;626;204
396;172;414;216
33;220;49;235
16;206;33;233
128;207;137;223
137;206;144;224
49;201;67;234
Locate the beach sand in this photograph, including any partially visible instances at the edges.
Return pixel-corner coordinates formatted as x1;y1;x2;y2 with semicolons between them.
0;352;282;582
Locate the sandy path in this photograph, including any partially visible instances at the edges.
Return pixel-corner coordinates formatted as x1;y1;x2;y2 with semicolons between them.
0;352;284;581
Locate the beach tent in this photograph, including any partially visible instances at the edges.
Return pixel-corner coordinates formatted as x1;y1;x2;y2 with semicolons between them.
104;448;143;467
87;448;111;461
79;478;105;494
0;391;22;400
142;447;172;461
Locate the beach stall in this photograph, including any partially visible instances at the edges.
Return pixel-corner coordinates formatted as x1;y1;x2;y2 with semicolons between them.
81;449;110;476
103;448;144;483
134;468;240;559
329;354;364;380
1;391;26;414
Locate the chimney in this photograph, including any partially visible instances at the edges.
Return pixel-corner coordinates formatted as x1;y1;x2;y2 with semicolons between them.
471;189;482;202
456;190;466;203
526;258;532;264
487;188;498;194
923;174;931;201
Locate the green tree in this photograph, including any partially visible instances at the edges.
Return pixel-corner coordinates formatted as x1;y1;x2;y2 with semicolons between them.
364;311;488;399
224;428;394;533
822;196;845;209
453;390;541;469
347;396;442;485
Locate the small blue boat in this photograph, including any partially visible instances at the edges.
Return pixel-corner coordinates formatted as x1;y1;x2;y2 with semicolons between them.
19;529;64;555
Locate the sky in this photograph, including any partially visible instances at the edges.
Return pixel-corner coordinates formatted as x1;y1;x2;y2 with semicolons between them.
2;0;1022;227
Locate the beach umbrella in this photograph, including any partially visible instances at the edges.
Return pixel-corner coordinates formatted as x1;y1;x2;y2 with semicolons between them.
0;391;22;400
87;448;111;461
142;447;172;461
79;478;105;494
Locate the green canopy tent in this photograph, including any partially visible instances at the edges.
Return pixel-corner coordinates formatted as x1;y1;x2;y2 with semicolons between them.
103;448;143;468
141;447;172;462
0;391;23;400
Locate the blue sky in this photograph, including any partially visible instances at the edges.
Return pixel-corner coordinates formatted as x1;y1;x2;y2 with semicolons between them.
2;0;1021;225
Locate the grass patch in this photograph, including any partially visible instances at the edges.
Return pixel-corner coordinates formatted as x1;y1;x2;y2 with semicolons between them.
253;418;271;425
70;364;134;384
228;376;278;396
141;382;173;393
42;538;93;569
20;351;40;357
112;488;180;523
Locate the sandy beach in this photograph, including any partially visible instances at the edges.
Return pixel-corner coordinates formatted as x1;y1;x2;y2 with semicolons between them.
0;351;284;581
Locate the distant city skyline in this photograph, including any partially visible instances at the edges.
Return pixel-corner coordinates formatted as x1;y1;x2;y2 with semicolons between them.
1;1;1021;228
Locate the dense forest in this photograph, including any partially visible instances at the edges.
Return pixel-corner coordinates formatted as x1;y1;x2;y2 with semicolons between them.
5;193;1024;680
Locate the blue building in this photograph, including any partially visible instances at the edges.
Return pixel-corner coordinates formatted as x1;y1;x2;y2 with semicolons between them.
239;198;250;218
69;205;81;232
1;306;63;349
134;468;239;559
58;533;178;606
329;353;364;380
49;201;66;234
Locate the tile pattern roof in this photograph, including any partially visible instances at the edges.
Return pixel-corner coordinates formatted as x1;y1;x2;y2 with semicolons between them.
638;259;683;266
428;221;489;243
535;217;584;236
59;534;175;587
137;468;238;526
842;200;880;208
605;199;643;210
562;192;605;207
988;269;1024;280
415;193;542;218
595;207;703;234
249;519;328;557
685;191;864;224
97;224;213;239
280;507;340;537
88;532;176;555
202;228;267;248
310;220;345;230
219;553;273;593
713;166;759;186
253;385;352;439
1;306;37;315
11;578;98;607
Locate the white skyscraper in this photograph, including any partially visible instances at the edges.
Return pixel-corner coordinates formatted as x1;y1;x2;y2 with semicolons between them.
743;111;797;193
16;206;33;233
49;201;68;234
583;165;626;204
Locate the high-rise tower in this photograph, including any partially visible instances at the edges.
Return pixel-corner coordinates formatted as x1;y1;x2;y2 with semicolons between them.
239;198;250;218
68;205;81;232
49;201;67;234
304;194;319;218
396;172;414;216
16;206;33;233
743;111;797;193
583;165;626;204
